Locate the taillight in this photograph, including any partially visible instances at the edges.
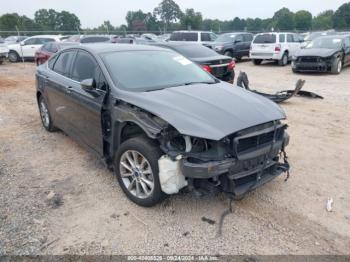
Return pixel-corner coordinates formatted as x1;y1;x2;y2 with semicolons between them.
275;44;281;52
228;60;235;71
202;65;212;73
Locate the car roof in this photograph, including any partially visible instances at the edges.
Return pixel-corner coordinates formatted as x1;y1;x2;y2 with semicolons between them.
75;43;169;54
29;35;61;39
316;34;349;40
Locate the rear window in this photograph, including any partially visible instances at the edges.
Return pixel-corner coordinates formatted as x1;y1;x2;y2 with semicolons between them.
170;32;198;42
81;37;109;43
253;34;276;44
173;44;218;58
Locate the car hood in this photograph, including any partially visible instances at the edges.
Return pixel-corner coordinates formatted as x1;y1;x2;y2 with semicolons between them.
117;82;286;140
296;48;338;58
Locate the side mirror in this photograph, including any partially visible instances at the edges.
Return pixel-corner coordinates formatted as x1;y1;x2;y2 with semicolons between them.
20;41;25;46
80;78;95;91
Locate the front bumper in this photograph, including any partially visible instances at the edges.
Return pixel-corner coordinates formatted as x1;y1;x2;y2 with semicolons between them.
292;60;330;72
180;132;290;197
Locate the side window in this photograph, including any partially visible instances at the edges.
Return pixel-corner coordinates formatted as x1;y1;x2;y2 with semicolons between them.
279;34;285;43
235;35;244;42
201;33;210;42
71;51;100;82
40;38;55;44
24;38;37;45
53;51;76;77
244;34;253;41
209;33;217;41
287;34;293;43
48;55;57;69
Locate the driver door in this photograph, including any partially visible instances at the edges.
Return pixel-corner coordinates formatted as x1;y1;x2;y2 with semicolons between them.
65;50;107;155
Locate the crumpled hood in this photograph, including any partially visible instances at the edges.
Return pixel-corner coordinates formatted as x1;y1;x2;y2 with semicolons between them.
296;48;338;58
118;82;286;140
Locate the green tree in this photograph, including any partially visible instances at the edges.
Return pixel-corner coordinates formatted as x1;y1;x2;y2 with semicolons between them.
126;10;148;31
294;10;312;30
180;8;202;30
0;13;21;31
34;9;58;30
246;18;263;31
333;2;350;29
154;0;182;32
56;11;80;31
312;10;334;30
231;17;246;31
273;8;295;30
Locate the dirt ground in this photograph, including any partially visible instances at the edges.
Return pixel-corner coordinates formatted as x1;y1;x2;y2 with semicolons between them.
1;61;350;256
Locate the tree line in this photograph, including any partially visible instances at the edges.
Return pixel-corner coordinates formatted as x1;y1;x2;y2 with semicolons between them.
1;0;350;36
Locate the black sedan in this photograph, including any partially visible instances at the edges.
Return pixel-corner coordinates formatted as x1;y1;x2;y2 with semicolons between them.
36;44;289;206
292;35;350;74
151;42;236;83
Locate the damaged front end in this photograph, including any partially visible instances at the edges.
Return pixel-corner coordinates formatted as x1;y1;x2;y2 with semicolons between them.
159;121;290;198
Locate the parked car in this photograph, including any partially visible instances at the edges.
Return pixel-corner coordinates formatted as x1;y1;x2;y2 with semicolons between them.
250;32;302;66
36;44;290;206
7;35;60;62
0;38;9;64
152;42;235;82
35;42;79;65
80;35;118;44
158;33;171;41
210;32;254;60
292;35;350;74
169;31;217;44
3;35;27;45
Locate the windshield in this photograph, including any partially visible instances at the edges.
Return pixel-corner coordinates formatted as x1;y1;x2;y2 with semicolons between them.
215;34;237;43
102;50;215;92
305;37;342;49
253;34;276;44
174;44;218;58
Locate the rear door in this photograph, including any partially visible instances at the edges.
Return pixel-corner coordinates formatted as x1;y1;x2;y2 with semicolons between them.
286;34;299;56
21;38;41;57
66;50;106;155
251;33;277;56
343;37;350;66
44;50;77;129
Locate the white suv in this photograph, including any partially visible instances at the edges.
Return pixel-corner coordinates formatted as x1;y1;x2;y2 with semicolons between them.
250;32;302;66
8;35;61;62
169;31;217;44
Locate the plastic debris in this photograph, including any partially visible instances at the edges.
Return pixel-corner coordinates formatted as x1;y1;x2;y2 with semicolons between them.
326;197;333;212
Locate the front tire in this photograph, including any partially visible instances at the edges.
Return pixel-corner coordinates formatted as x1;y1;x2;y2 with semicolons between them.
8;51;20;63
224;51;233;57
114;137;166;207
38;96;57;132
331;58;342;74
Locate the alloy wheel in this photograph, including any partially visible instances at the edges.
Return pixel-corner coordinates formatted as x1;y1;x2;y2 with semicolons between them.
39;101;50;128
119;150;154;199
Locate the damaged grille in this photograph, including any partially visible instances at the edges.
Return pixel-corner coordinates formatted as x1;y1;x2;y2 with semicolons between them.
299;56;321;63
232;122;285;155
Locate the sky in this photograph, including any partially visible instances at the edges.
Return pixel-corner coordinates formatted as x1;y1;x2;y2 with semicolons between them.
1;0;348;28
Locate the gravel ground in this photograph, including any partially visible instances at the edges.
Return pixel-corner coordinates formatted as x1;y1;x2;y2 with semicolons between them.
0;61;350;255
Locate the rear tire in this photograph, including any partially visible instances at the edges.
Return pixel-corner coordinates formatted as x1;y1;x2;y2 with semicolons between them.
114;137;166;207
331;58;342;74
253;59;262;65
38;96;57;132
8;51;20;63
224;51;233;57
278;52;288;66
